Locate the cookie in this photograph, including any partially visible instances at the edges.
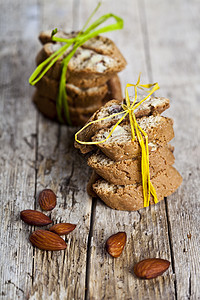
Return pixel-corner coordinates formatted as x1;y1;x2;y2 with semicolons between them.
36;37;126;87
105;75;122;103
39;30;126;58
75;97;170;154
87;171;100;198
88;144;175;185
35;74;123;108
93;166;182;211
32;90;101;125
38;30;77;45
32;75;122;126
91;115;174;161
66;83;108;105
32;91;57;120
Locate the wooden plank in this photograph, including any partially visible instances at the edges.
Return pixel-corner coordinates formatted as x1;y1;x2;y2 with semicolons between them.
79;1;175;299
144;0;200;298
1;0;199;299
28;0;92;299
0;0;40;42
0;1;39;299
86;202;175;300
78;0;150;90
142;0;200;86
29;124;92;299
39;0;75;32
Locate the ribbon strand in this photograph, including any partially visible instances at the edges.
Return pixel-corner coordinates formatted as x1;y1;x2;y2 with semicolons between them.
75;74;160;207
29;2;124;124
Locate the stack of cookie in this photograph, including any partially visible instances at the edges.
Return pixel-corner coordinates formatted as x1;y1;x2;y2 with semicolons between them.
75;97;182;211
32;30;126;125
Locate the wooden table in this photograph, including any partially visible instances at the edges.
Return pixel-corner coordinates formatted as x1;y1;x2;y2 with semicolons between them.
1;0;200;299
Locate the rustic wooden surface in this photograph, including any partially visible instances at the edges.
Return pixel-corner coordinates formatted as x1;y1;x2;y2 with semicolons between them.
0;0;199;299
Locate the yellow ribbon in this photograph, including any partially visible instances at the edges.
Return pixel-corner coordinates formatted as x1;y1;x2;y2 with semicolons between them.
75;74;160;207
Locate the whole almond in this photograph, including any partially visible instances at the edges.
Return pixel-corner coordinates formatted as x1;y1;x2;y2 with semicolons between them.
29;229;67;251
105;232;127;258
38;189;56;211
134;258;170;279
20;210;52;226
49;223;76;235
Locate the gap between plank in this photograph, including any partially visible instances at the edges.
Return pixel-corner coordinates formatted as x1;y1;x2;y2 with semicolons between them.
137;0;153;82
85;197;97;300
31;112;39;286
72;0;80;30
165;197;178;300
34;113;39;211
138;1;177;298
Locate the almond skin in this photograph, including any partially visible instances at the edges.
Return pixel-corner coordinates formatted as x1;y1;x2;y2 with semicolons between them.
105;232;127;258
134;258;170;279
38;189;56;211
20;210;52;226
49;223;76;236
29;229;67;251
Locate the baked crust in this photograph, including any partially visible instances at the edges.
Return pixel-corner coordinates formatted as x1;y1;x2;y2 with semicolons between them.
36;33;126;87
93;166;182;211
75;97;170;154
92;116;174;161
88;145;175;184
35;76;108;105
32;75;122;126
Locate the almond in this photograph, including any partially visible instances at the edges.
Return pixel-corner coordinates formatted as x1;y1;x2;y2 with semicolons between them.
29;229;67;251
105;232;127;258
49;223;76;235
38;189;56;211
134;258;170;279
20;210;52;226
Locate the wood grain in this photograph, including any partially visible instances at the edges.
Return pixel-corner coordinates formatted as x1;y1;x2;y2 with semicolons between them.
28;1;92;299
0;0;200;299
144;0;200;298
0;1;39;298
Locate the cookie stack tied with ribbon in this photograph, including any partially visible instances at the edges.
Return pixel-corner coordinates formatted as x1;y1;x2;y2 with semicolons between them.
29;3;126;126
75;75;182;211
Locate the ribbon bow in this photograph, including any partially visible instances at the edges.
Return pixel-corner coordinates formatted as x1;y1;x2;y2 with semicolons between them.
75;74;160;207
29;2;124;124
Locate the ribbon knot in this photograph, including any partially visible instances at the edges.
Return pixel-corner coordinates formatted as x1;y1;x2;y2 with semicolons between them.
75;74;160;208
121;103;133;112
